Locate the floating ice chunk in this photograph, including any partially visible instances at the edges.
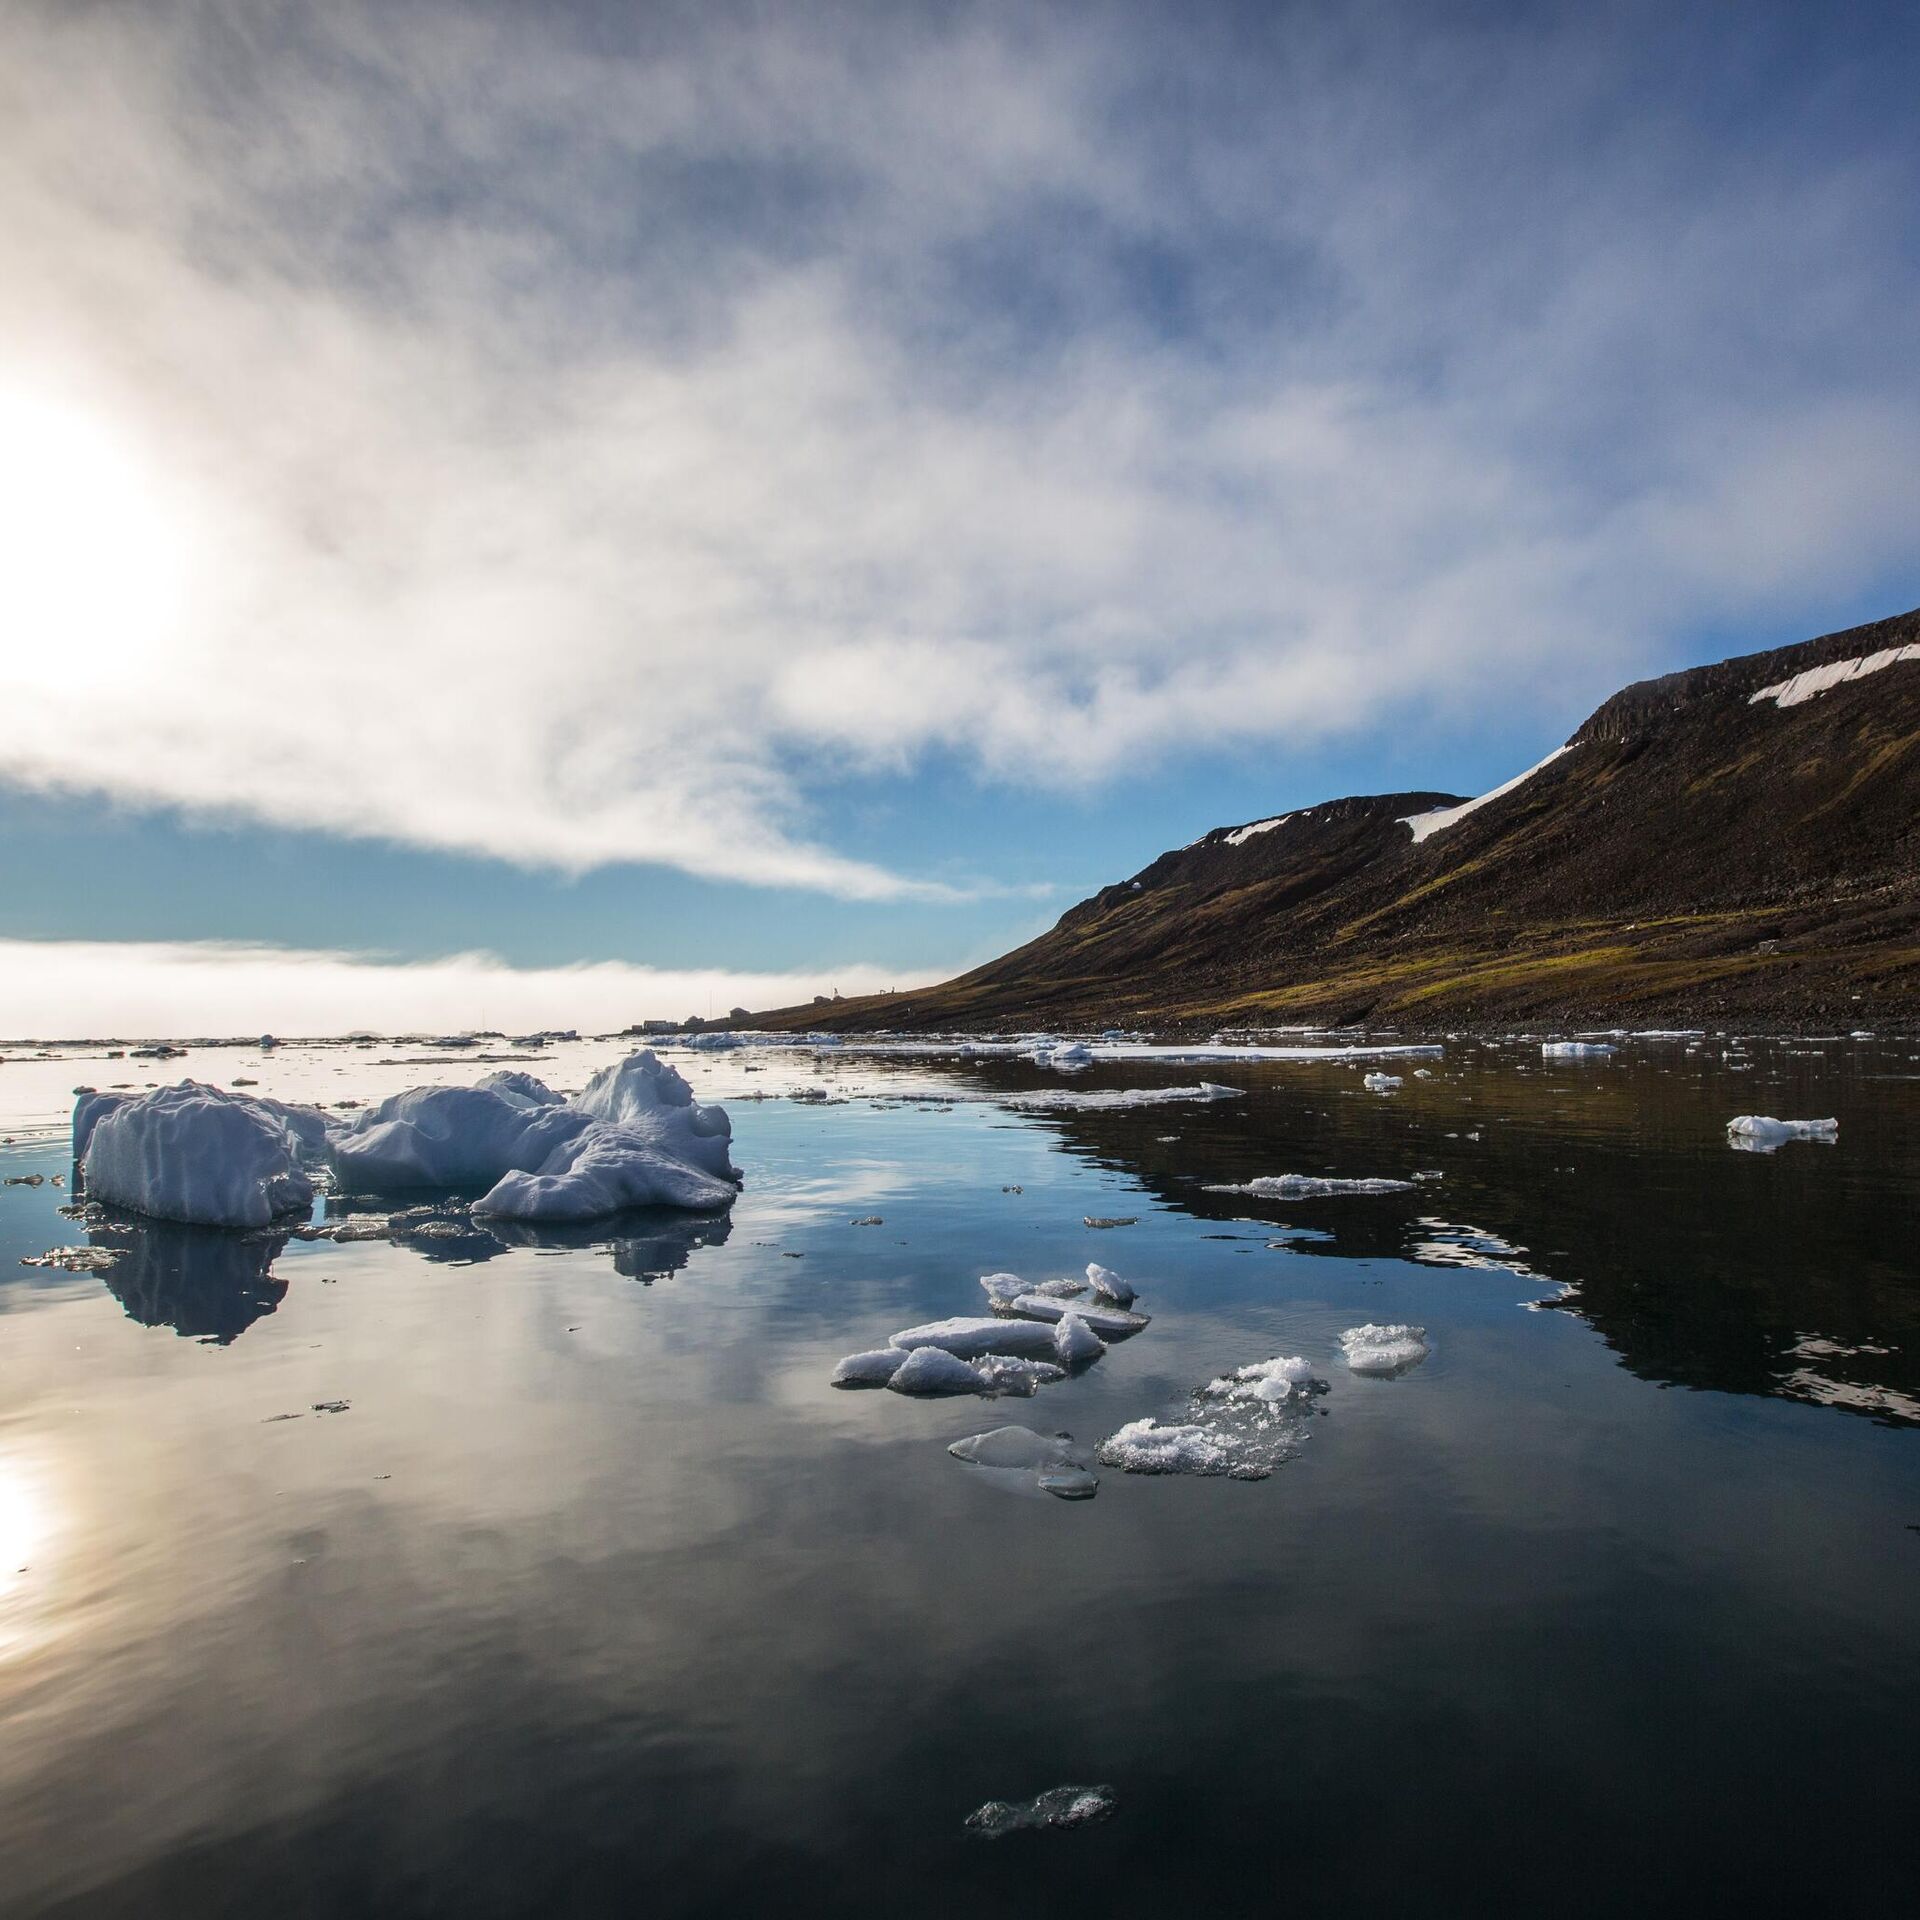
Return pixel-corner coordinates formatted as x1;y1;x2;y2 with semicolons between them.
1084;1261;1135;1307
1099;1418;1233;1475
1339;1323;1430;1374
981;1272;1083;1307
997;1294;1150;1339
1726;1115;1839;1152
1202;1354;1317;1403
1053;1311;1106;1367
890;1316;1064;1360
569;1051;735;1176
886;1347;995;1395
1206;1174;1414;1198
830;1347;910;1388
1083;1215;1137;1228
1047;1041;1093;1068
966;1784;1116;1836
1004;1081;1240;1112
1542;1042;1616;1059
81;1082;315;1228
948;1425;1088;1471
971;1355;1067;1395
1363;1072;1403;1092
478;1119;741;1218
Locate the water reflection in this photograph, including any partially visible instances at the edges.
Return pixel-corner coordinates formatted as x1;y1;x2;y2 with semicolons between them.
484;1205;734;1280
86;1209;289;1343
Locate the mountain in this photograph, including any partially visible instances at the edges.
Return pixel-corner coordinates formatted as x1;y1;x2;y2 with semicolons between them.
762;607;1920;1030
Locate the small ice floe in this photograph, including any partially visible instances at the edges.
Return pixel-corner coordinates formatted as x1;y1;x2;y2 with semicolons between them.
948;1425;1098;1499
19;1245;120;1273
1053;1311;1105;1367
1004;1082;1240;1112
980;1271;1083;1305
972;1355;1068;1395
1339;1323;1430;1375
1099;1419;1235;1475
1206;1174;1413;1199
849;1215;884;1226
1083;1215;1136;1229
1084;1261;1135;1307
1727;1115;1839;1152
1541;1042;1615;1058
1413;1068;1434;1078
1363;1072;1403;1092
990;1292;1150;1339
966;1783;1116;1837
887;1347;998;1395
78;1083;319;1228
830;1348;912;1388
1200;1354;1318;1404
892;1315;1059;1357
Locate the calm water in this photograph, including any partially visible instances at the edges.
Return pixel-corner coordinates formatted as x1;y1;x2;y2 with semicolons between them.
2;1034;1917;1917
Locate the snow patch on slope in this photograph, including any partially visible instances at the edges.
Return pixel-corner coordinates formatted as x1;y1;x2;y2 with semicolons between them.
1400;744;1573;844
1749;645;1920;708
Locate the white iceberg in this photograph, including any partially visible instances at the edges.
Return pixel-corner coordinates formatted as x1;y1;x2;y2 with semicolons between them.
1206;1174;1414;1198
80;1082;317;1228
1726;1115;1839;1152
1363;1072;1403;1092
1339;1323;1430;1374
1085;1261;1135;1307
1542;1042;1616;1059
327;1050;739;1220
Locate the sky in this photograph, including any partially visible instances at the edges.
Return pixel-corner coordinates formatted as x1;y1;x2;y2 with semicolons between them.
1;0;1916;1033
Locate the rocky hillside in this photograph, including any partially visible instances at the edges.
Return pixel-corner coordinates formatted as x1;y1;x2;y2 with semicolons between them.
761;607;1920;1030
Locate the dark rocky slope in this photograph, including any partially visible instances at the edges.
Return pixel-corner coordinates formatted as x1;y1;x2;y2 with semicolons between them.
760;607;1920;1030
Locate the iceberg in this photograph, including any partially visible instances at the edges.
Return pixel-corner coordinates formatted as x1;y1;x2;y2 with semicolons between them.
80;1082;316;1228
1339;1323;1430;1374
971;1354;1068;1396
1542;1042;1616;1059
1727;1115;1839;1151
980;1271;1082;1306
1084;1261;1135;1307
1363;1072;1403;1092
327;1049;739;1220
949;1425;1098;1499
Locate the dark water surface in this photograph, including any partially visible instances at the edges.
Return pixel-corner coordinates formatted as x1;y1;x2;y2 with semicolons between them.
2;1034;1916;1917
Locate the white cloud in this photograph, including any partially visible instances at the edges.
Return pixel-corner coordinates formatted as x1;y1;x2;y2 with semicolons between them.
0;938;932;1039
0;3;1913;895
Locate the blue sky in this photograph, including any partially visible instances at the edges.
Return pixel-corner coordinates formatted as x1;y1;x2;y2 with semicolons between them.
1;0;1916;1029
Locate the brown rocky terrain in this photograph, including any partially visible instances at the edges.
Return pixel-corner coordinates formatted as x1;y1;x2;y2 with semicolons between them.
754;607;1920;1032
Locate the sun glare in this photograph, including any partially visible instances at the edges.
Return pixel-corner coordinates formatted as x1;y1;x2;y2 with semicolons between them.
0;386;194;691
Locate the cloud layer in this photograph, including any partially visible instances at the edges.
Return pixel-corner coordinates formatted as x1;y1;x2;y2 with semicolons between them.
0;938;928;1039
2;1;1915;895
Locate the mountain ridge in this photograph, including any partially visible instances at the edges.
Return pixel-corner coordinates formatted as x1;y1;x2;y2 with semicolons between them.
753;607;1920;1030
